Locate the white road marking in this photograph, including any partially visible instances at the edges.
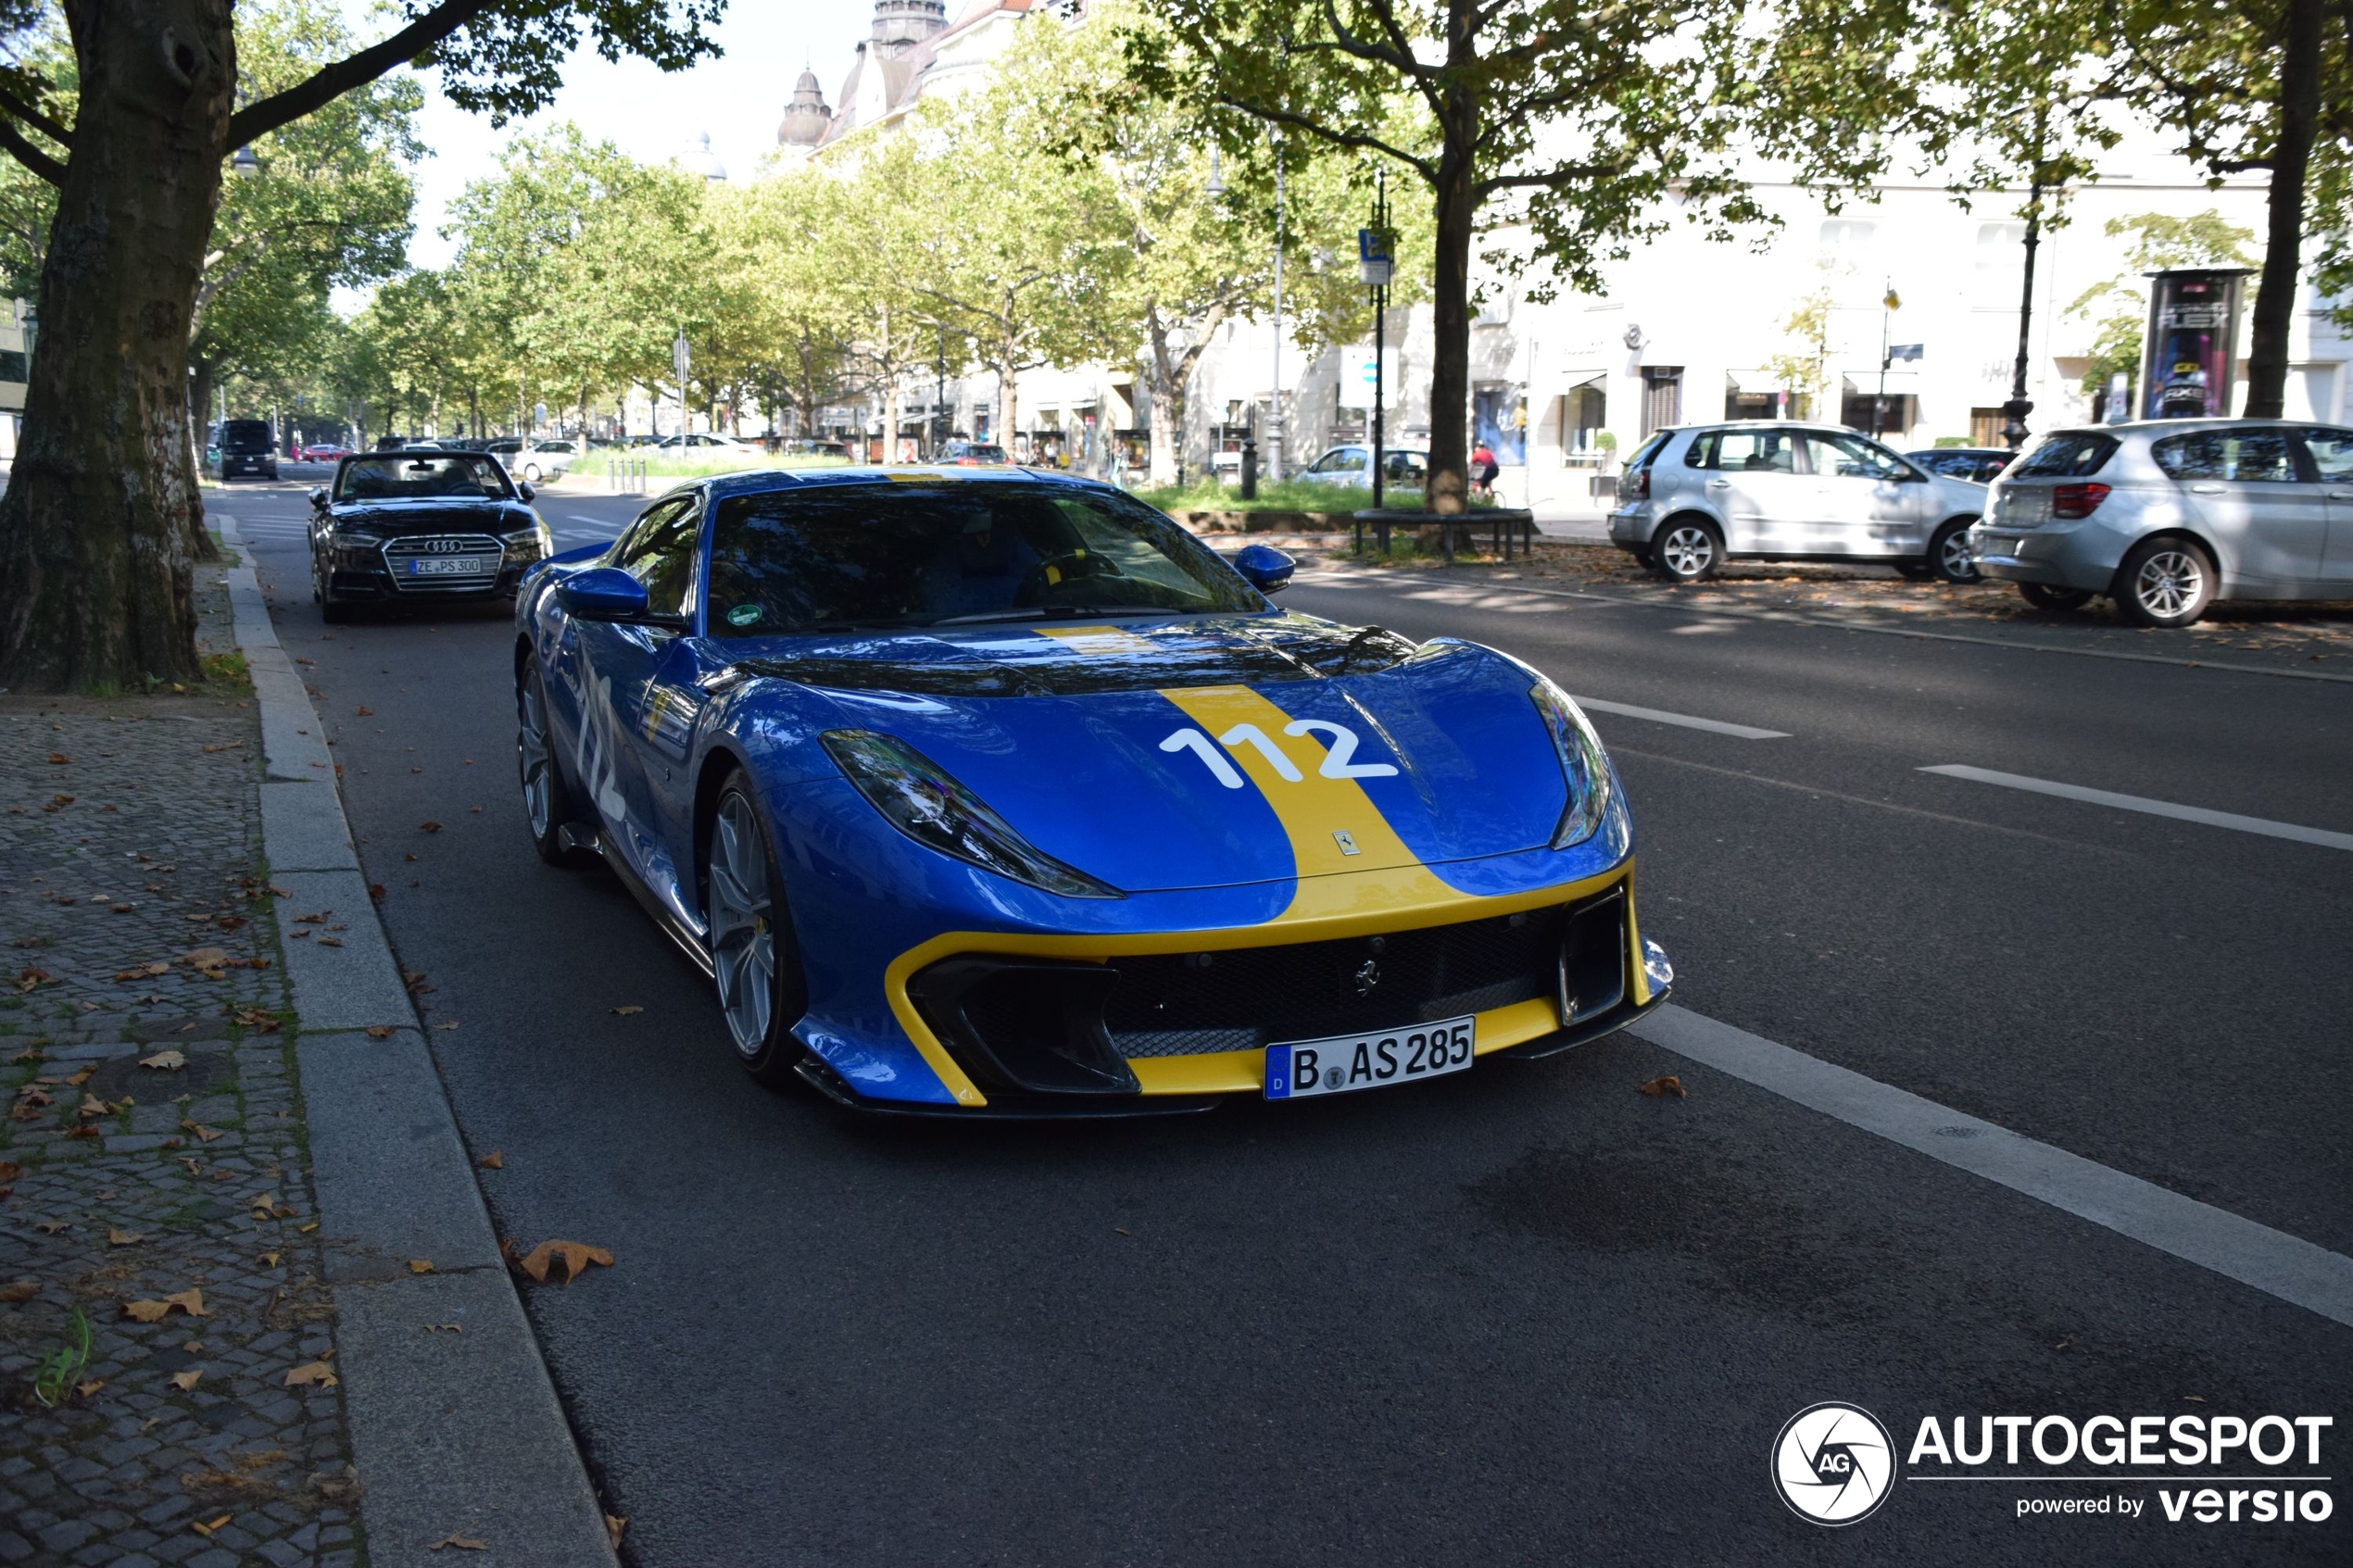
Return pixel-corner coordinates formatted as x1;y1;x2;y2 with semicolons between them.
1572;696;1790;740
1631;1003;2353;1328
1920;764;2353;852
567;514;621;526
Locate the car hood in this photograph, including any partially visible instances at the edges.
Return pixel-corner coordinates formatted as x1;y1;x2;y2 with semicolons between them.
720;615;1572;894
328;497;535;533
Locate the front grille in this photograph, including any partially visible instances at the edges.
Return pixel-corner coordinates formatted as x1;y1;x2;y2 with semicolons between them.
382;533;505;593
1103;904;1579;1057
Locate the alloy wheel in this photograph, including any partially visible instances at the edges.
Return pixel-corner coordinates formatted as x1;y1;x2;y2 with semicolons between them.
708;794;776;1059
1661;525;1715;579
2134;549;2203;619
1937;529;1978;582
517;674;553;840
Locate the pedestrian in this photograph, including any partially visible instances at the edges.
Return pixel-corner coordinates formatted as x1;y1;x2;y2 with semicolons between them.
1472;439;1499;498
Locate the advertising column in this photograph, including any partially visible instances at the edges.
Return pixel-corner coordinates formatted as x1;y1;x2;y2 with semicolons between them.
2137;270;2252;419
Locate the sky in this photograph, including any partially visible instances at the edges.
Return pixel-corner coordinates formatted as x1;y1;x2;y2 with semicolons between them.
386;1;876;272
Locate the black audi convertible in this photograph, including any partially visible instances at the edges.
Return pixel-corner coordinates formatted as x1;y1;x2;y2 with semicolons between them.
308;449;553;622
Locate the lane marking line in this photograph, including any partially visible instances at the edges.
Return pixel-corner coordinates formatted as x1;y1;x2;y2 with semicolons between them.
1572;696;1790;740
1290;570;2353;685
1630;1003;2353;1329
1921;764;2353;852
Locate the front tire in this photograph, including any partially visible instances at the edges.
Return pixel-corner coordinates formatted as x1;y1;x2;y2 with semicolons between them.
517;654;593;866
703;772;812;1090
522;463;542;483
2020;582;2092;612
1651;519;1723;583
2115;536;2215;628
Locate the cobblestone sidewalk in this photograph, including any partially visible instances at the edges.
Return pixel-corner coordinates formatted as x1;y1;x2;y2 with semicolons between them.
2;559;364;1566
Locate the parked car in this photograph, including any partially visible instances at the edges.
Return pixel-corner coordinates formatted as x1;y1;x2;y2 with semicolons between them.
783;438;852;459
214;419;279;481
1906;445;2016;484
1300;445;1431;488
654;433;759;455
938;439;1009;465
294;441;353;463
515;439;577;483
1607;422;1992;583
308;449;550;623
1971;419;2353;628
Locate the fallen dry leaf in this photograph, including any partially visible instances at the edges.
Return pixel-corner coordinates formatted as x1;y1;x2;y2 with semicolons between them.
356;706;373;716
1637;1074;1687;1099
0;1161;17;1182
316;936;344;947
0;1280;38;1303
516;1239;614;1286
476;1150;503;1170
180;1121;223;1143
429;1534;487;1552
140;1049;187;1071
65;1067;94;1086
259;1250;282;1266
606;1514;627;1549
424;1323;463;1334
108;1228;145;1247
364;1025;396;1040
610;1005;643;1016
190;1513;232;1537
170;1368;203;1391
48;752;69;763
419;821;442;833
408;1259;434;1274
434;1021;459;1031
283;1361;339;1388
369;884;386;902
76;1379;104;1398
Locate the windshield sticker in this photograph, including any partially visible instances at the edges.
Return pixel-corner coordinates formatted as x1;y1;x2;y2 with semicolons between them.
725;603;763;628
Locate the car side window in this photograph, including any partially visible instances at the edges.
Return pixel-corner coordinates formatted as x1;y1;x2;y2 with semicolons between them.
1328;449;1367;473
1708;429;1798;472
2154;430;2296;483
1804;433;1907;481
2300;428;2353;480
617;501;702;617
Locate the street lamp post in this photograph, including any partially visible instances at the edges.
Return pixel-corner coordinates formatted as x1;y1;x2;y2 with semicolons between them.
1358;168;1395;554
673;332;690;441
1875;282;1900;437
1268;129;1286;484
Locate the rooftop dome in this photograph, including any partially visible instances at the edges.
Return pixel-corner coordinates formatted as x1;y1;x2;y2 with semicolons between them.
778;69;831;146
680;130;726;182
872;0;947;55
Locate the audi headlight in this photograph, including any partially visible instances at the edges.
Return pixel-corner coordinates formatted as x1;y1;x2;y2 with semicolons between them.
821;730;1124;899
503;523;552;558
336;528;384;546
1529;679;1614;849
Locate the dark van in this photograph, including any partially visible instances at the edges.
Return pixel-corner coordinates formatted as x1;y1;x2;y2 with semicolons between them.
216;419;278;480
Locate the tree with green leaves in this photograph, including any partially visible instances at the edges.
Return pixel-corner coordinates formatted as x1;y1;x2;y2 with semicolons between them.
0;0;724;692
2067;211;2260;400
1134;0;1761;514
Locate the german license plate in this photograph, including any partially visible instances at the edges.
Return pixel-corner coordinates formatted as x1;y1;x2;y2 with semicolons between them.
1265;1016;1475;1099
409;556;496;576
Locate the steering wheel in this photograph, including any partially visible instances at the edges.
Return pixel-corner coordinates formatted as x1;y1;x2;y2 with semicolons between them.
1015;548;1124;605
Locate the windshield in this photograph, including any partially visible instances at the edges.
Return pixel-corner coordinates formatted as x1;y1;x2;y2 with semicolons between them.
334;453;515;501
704;483;1265;637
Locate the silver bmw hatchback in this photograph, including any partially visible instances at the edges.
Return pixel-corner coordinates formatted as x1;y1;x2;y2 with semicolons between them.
1606;422;1993;583
1971;420;2353;627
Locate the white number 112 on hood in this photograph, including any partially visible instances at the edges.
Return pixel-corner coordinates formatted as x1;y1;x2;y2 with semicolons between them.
1157;720;1399;790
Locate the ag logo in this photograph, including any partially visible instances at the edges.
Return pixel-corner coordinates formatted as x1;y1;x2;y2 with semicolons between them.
1771;1402;1894;1525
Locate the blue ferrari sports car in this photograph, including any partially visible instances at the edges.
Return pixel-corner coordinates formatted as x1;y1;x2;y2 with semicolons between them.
513;467;1671;1115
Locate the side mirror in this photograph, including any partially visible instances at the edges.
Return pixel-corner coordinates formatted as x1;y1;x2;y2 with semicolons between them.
308;487;328;508
516;481;535;502
555;566;650;621
1232;543;1295;594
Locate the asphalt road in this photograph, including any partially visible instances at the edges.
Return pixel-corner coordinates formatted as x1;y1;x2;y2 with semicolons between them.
219;473;2352;1566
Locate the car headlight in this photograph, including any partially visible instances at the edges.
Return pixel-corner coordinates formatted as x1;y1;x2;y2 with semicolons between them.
335;528;384;546
1528;679;1614;849
503;523;552;557
821;729;1124;899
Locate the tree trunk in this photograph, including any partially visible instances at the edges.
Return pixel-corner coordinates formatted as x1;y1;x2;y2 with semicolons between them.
2244;0;2320;419
996;343;1019;448
1425;140;1476;515
0;3;230;691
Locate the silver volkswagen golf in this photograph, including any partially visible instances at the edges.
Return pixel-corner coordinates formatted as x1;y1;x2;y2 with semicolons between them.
1971;420;2353;627
1606;422;1993;583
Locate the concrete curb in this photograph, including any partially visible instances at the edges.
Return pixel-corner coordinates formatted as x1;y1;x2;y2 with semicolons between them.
215;517;618;1567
